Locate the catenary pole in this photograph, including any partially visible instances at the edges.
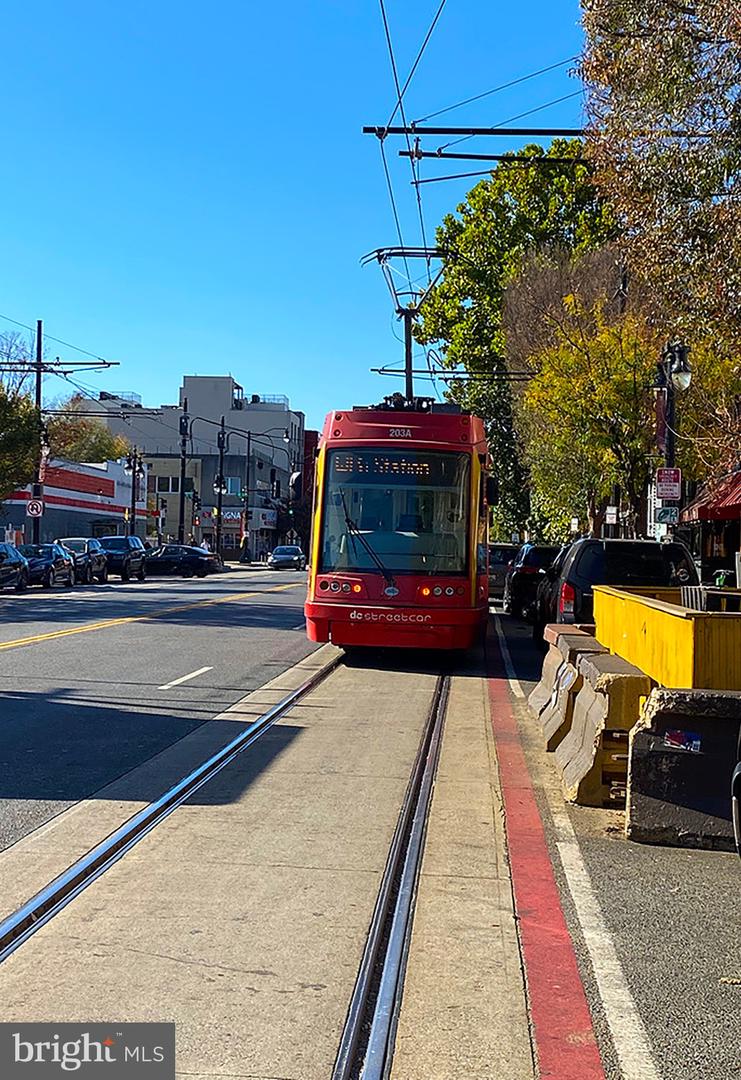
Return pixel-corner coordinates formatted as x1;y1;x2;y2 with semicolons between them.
32;320;43;544
178;396;189;543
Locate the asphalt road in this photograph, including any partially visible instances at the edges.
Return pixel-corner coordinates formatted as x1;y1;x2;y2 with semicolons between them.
499;611;741;1080
0;568;315;852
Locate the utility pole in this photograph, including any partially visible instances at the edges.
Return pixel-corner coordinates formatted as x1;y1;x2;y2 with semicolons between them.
178;397;189;543
215;415;226;559
32;320;43;544
403;309;414;403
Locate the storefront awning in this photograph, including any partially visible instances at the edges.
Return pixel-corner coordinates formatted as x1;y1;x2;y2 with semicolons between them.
681;470;741;522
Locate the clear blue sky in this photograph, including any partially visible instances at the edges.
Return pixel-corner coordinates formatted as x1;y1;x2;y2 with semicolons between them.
1;1;584;430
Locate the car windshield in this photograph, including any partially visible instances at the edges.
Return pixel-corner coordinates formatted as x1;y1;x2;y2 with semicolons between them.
60;540;85;553
19;545;51;557
319;447;470;575
99;537;127;550
273;547;300;555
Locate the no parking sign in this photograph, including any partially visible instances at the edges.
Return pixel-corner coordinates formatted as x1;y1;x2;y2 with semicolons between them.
26;498;44;517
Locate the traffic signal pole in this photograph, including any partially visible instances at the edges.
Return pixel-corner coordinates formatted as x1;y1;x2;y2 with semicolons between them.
215;415;226;558
178;397;189;543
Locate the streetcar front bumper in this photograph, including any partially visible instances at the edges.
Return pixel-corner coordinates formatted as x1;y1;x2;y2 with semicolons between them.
304;600;486;650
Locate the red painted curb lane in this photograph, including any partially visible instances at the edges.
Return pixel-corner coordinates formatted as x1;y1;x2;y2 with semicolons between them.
488;641;606;1080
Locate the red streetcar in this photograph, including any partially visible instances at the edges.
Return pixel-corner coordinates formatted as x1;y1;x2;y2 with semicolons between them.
305;397;494;650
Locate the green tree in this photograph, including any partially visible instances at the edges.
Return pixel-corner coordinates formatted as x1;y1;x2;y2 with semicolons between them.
46;396;129;462
416;140;616;532
0;387;38;500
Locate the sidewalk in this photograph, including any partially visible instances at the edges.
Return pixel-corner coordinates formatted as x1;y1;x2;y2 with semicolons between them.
391;667;535;1080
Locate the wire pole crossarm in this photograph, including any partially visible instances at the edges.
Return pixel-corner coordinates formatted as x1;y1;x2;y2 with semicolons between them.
364;125;584;137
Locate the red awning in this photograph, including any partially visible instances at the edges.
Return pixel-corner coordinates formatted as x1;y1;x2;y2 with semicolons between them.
681;470;741;522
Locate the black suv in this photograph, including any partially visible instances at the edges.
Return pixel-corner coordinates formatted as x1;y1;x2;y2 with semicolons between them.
0;543;29;592
98;535;147;581
57;537;108;584
532;538;699;641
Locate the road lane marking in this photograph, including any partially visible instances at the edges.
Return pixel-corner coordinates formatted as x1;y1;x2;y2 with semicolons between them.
0;582;301;653
492;614;525;698
158;666;213;691
492;614;660;1080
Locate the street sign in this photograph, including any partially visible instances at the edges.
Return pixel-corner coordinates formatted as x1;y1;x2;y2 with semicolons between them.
655;506;679;525
656;467;682;500
605;505;618;525
26;499;44;518
570;517;579;533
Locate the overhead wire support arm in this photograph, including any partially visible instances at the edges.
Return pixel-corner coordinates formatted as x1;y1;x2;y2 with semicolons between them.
398;150;590;164
364;125;584;137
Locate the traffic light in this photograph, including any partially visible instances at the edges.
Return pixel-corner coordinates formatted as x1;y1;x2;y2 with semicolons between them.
193;493;202;511
194;515;200;527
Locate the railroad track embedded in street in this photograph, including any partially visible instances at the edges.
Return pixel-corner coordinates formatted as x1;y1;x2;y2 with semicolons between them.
333;673;450;1080
0;653;342;965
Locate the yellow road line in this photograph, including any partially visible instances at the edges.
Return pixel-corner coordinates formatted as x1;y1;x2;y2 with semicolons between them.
0;582;301;653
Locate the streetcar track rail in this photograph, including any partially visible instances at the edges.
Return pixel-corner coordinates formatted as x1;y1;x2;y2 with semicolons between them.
333;673;450;1080
0;653;341;966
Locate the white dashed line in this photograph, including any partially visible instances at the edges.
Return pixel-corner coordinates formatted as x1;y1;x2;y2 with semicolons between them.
158;666;213;691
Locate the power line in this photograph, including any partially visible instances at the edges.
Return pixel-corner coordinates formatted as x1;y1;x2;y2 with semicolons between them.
385;0;448;129
0;312;115;363
379;139;413;286
378;0;431;282
439;89;584;150
414;55;578;123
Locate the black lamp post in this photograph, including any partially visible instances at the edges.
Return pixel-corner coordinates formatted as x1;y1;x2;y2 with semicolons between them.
124;447;145;536
658;342;692;469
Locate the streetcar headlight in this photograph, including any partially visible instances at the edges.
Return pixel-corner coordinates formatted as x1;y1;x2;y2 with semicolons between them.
342;582;351;592
433;587;442;597
330;581;340;592
445;586;454;596
319;580;329;591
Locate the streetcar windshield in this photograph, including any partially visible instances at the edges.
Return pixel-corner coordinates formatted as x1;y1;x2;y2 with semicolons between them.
320;448;470;574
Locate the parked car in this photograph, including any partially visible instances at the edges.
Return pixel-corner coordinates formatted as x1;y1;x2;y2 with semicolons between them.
531;538;700;642
0;543;29;592
488;543;519;600
267;545;306;570
144;544;218;577
56;537;108;584
98;534;147;581
733;760;741;859
18;543;76;588
503;544;560;618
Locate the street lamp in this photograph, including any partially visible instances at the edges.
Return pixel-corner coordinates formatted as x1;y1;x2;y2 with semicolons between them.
123;446;146;537
658;342;692;469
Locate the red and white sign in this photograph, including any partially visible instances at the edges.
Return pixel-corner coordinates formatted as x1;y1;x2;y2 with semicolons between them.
26;499;44;518
656;467;681;501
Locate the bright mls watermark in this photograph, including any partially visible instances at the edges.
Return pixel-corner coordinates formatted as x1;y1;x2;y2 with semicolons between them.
0;1024;175;1078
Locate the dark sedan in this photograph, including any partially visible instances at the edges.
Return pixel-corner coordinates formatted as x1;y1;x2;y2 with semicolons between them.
503;544;560;619
18;543;76;588
57;537;108;584
267;545;306;570
0;543;29;592
144;544;218;577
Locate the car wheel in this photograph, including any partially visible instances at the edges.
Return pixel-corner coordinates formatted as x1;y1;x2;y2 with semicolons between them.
97;566;108;584
182;567;194;578
121;564;130;582
66;568;75;588
85;564;94;585
137;565;146;582
43;568;55;589
14;571;28;593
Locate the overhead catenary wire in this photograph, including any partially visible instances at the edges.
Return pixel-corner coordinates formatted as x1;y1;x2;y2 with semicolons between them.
414;55;579;123
384;0;448;130
378;0;433;282
438;89;584;151
0;312;114;364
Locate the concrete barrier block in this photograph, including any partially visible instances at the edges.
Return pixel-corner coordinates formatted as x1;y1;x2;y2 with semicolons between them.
540;662;581;751
556;653;651;807
527;645;562;718
627;688;741;850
